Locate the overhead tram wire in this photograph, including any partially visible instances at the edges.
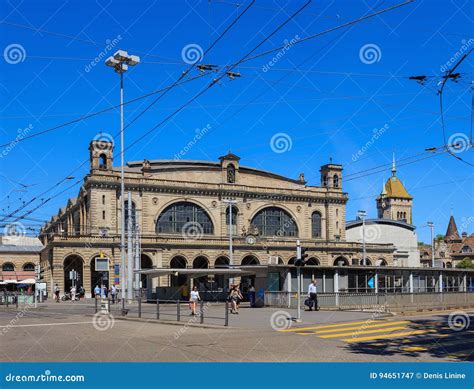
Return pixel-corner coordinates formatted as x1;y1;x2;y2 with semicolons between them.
0;0;255;150
0;1;257;223
122;0;312;156
1;0;411;149
228;0;414;66
438;48;474;167
0;73;211;148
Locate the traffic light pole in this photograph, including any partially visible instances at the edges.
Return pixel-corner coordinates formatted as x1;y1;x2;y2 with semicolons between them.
296;240;301;322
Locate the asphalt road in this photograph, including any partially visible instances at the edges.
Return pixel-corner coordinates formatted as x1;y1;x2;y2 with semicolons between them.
0;301;472;362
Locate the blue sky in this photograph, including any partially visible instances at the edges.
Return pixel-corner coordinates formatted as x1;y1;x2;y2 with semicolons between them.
0;0;472;243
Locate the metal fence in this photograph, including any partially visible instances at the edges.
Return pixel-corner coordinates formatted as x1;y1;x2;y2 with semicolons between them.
264;291;474;312
0;293;35;307
94;297;229;326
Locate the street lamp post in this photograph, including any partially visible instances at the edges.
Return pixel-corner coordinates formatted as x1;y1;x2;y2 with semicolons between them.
427;221;435;268
223;199;237;285
358;210;367;266
105;50;140;304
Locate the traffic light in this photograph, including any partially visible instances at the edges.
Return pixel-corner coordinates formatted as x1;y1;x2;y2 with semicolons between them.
294;247;309;267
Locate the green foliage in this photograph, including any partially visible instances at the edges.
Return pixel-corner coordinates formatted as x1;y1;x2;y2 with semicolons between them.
456;258;474;269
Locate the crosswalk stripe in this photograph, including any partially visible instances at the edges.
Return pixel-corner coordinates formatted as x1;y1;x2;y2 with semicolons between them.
400;338;474;353
447;348;474;358
343;329;433;343
319;326;408;339
279;320;388;333
314;321;409;334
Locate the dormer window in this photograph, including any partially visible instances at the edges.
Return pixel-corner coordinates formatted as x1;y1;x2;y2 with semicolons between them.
461;245;472;253
227;164;236;183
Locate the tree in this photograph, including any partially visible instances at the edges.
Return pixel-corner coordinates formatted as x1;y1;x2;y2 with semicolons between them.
456;258;474;269
435;234;445;241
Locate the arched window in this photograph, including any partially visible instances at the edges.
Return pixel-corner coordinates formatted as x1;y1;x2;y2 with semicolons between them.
461;245;472;253
250;207;298;237
124;200;136;229
2;263;15;272
226;164;236;183
306;257;320;266
242;255;259;265
333;174;339;188
322;175;328;187
311;211;322;238
99;154;107;169
22;263;35;271
156;202;214;235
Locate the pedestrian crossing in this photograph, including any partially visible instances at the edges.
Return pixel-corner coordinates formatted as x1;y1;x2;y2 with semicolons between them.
279;318;474;360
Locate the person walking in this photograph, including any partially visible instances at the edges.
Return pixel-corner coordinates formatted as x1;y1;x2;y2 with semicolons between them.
101;285;107;299
307;279;318;311
111;285;117;304
54;284;60;303
94;285;101;299
248;285;256;308
70;285;76;302
189;286;200;316
228;285;242;314
78;285;85;300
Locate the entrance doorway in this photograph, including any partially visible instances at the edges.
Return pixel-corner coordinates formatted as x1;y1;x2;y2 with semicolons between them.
63;255;84;292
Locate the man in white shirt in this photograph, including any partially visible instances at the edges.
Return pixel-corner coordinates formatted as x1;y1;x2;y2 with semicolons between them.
307;280;318;311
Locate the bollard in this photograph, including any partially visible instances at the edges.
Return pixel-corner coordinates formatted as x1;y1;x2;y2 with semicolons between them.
6;295;9;308
177;300;180;322
200;300;204;324
225;301;229;327
15;295;18;308
138;294;142;318
108;296;111;313
95;296;98;313
156;298;160;320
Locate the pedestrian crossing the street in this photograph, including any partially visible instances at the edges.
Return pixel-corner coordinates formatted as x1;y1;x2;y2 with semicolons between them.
278;318;474;360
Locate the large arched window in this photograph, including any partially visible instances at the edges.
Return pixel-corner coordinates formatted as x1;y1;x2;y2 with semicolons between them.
251;207;298;237
156;202;214;235
333;174;339;188
311;211;322;238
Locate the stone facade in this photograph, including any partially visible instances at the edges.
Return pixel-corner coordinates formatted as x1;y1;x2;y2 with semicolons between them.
39;140;395;297
0;236;42;283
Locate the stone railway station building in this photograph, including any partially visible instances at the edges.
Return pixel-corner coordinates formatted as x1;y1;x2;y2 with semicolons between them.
38;139;397;297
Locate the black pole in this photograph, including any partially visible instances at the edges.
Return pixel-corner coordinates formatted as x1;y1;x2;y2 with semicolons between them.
138;293;142;318
177;299;180;322
225;301;229;327
15;294;18;308
156;297;160;320
200;300;204;324
95;296;98;313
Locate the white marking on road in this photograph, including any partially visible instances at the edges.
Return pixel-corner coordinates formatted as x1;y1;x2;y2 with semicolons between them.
0;321;100;328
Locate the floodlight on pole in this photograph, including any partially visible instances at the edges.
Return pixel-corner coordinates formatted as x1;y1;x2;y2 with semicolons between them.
105;49;140;305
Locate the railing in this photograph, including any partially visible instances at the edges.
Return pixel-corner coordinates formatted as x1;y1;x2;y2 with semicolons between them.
264;291;474;312
94;296;229;326
0;293;35;307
